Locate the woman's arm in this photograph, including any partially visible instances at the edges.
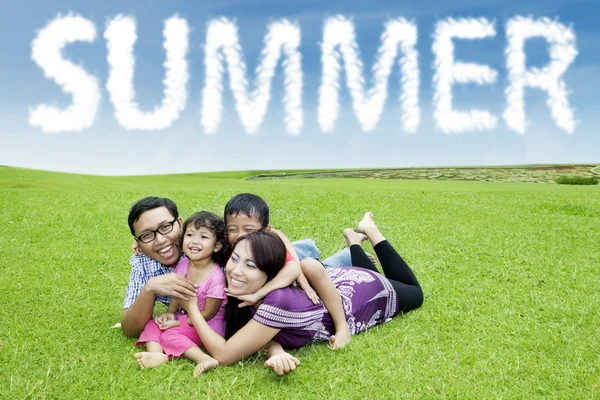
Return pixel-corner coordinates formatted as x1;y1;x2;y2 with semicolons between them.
184;298;280;366
264;341;300;375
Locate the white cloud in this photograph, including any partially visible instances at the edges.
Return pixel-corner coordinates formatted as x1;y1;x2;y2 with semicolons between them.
432;17;498;134
29;13;101;133
504;16;578;134
318;15;420;133
105;14;189;130
202;18;303;135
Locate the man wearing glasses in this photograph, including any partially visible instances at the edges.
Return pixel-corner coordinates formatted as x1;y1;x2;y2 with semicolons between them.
121;196;197;337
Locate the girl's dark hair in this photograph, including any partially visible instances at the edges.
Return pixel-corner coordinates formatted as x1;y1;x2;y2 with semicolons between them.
225;230;287;338
182;211;229;267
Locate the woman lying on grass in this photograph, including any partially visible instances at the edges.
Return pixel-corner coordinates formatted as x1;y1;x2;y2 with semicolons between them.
181;212;424;375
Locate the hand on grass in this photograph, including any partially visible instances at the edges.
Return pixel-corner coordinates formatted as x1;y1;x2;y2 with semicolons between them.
264;352;300;376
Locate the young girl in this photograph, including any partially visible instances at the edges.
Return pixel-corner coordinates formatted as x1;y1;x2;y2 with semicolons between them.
134;211;229;377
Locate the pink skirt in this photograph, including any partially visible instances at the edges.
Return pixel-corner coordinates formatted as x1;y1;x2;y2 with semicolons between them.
136;314;225;358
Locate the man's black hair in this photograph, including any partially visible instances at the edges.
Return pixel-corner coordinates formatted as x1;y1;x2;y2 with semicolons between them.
128;196;178;235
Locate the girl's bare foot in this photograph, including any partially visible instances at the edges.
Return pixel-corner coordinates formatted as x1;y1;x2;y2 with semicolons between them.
134;352;169;370
356;212;376;234
357;212;385;247
193;357;219;377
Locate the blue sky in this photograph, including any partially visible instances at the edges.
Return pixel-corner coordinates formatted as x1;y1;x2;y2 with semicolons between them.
0;0;598;175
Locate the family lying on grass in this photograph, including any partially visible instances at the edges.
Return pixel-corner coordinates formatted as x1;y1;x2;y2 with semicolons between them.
122;194;423;376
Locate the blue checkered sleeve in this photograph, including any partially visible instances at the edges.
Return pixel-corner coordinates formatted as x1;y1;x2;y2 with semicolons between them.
123;254;173;309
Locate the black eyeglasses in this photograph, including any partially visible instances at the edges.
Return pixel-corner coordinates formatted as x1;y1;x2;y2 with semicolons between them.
135;218;179;243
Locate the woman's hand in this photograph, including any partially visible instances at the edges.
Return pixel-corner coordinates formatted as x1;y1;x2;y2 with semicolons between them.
180;295;200;315
225;289;262;308
264;352;300;376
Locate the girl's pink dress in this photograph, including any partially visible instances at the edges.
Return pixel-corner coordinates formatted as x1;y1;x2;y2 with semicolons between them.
136;260;227;358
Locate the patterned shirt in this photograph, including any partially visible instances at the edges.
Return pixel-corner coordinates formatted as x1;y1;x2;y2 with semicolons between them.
122;253;177;309
252;267;399;349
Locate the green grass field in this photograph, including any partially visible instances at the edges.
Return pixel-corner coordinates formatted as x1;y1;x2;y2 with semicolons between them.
1;166;599;399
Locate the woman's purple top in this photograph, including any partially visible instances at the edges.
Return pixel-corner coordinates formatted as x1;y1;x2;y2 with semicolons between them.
251;267;399;349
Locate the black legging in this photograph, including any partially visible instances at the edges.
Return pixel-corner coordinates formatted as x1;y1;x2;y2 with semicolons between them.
350;241;423;313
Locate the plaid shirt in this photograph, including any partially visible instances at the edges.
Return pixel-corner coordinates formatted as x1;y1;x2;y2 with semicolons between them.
123;253;175;309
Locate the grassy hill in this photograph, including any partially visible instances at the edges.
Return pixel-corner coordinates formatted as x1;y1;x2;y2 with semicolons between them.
1;165;599;399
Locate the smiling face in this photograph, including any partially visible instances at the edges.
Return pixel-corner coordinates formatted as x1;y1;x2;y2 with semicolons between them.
225;240;268;296
132;206;182;267
225;213;268;245
182;224;221;263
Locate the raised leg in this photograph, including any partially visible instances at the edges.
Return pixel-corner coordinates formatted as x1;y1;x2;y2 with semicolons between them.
357;212;423;312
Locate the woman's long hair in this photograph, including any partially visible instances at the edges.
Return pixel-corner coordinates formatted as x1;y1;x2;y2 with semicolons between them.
225;230;287;338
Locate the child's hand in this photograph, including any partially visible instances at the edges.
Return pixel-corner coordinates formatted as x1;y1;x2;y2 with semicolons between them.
158;319;180;331
155;312;176;329
296;275;320;305
264;352;300;376
225;289;261;308
132;240;142;256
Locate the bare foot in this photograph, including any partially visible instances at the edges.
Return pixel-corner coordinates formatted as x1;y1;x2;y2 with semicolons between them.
343;228;363;247
134;352;169;370
193;357;219;377
356;212;376;235
329;323;351;350
343;228;377;267
357;212;386;247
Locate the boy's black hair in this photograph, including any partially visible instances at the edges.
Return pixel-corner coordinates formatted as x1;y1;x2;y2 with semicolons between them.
223;193;269;228
181;211;229;267
128;196;178;235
